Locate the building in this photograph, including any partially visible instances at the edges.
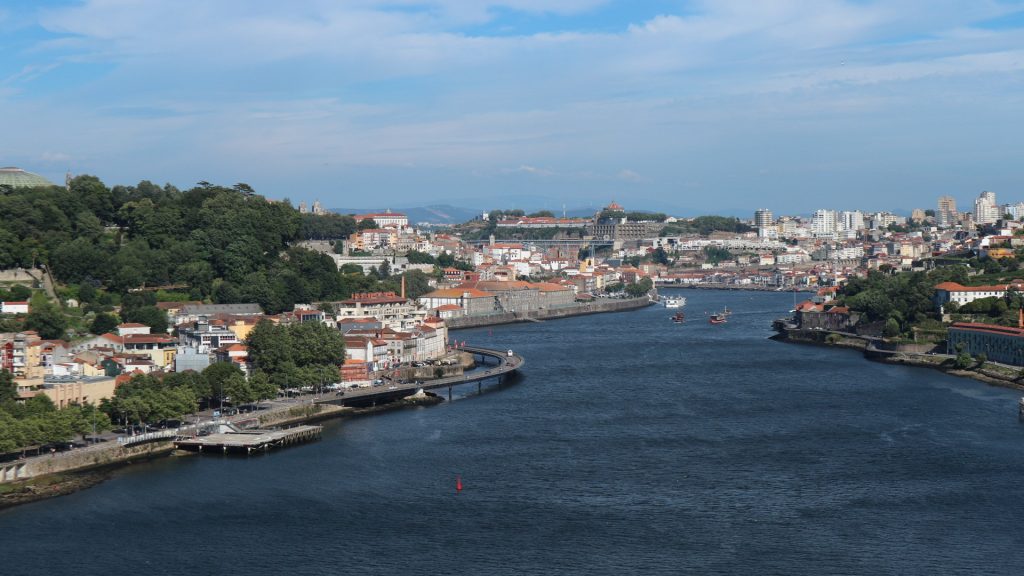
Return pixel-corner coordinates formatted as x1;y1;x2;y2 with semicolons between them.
418;288;498;316
839;211;864;232
910;209;927;223
0;301;30;315
0;167;55;188
947;319;1024;366
354;210;408;229
178;318;240;350
330;292;424;331
932;281;1024;310
811;210;836;236
974;191;999;225
175;303;263;325
36;375;117;408
937;195;958;227
755;209;774;238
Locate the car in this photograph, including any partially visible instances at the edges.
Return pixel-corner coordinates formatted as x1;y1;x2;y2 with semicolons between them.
388;385;396;390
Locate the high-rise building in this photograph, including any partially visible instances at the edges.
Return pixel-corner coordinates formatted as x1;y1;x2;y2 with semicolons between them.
937;196;958;227
811;209;837;236
754;209;773;229
754;209;773;238
1006;202;1024;221
839;210;864;231
974;191;999;225
911;209;926;223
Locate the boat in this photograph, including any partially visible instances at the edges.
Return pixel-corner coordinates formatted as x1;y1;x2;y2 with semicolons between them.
670;311;685;323
664;297;687;308
709;308;728;324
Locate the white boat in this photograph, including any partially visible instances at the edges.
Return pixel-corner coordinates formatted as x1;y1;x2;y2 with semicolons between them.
664;297;686;308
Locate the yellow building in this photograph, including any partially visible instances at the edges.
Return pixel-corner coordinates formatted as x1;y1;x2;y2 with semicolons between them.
40;376;117;408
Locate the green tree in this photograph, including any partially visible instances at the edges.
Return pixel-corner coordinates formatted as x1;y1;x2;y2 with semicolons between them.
0;369;16;405
246;321;292;374
249;370;278;407
89;312;120;335
883;317;901;338
357;218;379;230
202;362;245;404
24;303;68;340
223;373;256;407
122;305;168;333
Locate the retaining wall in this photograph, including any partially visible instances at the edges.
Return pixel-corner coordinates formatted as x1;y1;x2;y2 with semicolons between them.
1;440;174;483
447;297;653;329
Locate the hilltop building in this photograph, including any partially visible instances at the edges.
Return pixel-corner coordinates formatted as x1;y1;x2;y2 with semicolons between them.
0;167;55;188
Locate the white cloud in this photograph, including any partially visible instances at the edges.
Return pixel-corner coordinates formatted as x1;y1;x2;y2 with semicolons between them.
4;0;1024;210
617;169;645;183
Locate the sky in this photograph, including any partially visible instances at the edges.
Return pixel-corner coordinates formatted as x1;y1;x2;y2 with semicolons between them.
1;0;1023;216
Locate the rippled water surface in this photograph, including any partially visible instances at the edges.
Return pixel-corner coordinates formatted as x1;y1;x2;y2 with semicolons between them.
4;290;1024;575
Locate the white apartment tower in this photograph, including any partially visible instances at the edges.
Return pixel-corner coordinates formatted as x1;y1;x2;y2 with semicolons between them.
754;209;774;238
811;209;837;235
974;191;999;225
839;210;865;231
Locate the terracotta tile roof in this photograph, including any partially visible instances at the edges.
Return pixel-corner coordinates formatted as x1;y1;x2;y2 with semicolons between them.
950;322;1024;338
934;281;1024;293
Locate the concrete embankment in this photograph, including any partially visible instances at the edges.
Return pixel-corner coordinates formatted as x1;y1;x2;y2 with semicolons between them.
774;328;1024;391
447;297;653;329
661;283;815;293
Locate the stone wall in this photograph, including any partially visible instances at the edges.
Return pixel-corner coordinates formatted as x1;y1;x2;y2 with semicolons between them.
447;297;653;329
1;440;174;483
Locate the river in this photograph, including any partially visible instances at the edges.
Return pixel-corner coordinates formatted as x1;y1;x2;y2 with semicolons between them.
3;290;1024;575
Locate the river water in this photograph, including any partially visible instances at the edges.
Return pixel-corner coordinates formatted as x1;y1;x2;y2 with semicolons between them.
4;290;1024;575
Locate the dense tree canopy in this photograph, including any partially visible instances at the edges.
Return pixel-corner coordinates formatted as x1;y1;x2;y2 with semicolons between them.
247;320;345;388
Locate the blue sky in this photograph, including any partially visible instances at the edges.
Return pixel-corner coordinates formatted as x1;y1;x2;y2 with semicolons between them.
1;0;1023;215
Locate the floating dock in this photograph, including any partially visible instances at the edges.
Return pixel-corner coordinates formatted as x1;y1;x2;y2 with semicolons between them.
174;425;322;454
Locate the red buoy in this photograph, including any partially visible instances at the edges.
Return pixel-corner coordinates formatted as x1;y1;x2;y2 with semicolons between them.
456;475;463;492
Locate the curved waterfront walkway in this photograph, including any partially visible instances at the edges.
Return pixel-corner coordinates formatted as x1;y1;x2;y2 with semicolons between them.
316;345;524;405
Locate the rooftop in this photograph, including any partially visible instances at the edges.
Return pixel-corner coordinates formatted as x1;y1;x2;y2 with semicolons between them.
0;167;56;188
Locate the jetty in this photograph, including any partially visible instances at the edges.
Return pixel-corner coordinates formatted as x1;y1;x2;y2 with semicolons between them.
174;425;322;454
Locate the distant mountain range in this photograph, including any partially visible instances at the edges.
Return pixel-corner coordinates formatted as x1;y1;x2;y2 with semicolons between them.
330;204;483;225
330;203;758;224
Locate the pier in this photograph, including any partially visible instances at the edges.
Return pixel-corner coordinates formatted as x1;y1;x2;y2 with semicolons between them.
174;425;322;454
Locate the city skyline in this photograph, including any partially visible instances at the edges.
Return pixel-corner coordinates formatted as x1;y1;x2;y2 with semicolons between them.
1;1;1023;212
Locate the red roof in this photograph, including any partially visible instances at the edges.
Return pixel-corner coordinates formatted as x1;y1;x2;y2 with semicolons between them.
950;322;1024;338
117;322;149;328
934;282;1014;292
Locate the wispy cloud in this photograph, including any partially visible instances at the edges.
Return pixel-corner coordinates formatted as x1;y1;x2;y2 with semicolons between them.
1;1;1023;212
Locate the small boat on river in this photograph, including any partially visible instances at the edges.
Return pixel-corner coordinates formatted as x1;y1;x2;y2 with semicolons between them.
664;297;686;308
709;307;728;324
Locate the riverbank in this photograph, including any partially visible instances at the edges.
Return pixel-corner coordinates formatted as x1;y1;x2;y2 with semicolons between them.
658;283;816;293
773;328;1024;392
0;390;447;511
446;296;654;329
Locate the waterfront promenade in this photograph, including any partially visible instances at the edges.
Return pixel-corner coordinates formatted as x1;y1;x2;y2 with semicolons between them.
316;345;524;405
0;346;523;486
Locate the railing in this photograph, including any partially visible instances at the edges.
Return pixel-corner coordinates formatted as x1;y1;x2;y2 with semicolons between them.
117;429;178;446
